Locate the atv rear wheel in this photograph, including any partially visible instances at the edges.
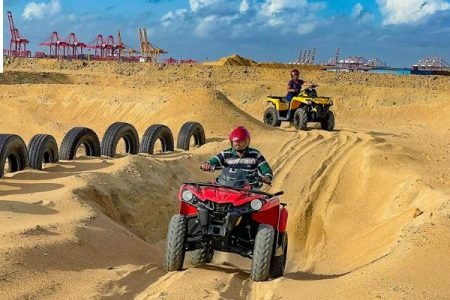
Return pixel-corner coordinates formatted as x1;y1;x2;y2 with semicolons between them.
269;233;288;278
165;214;187;272
263;107;281;127
293;107;308;130
321;111;335;131
190;247;214;266
250;224;275;281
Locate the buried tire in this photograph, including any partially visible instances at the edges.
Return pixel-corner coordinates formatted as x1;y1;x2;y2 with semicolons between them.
59;127;101;160
190;247;214;266
101;122;139;157
250;224;275;282
0;134;29;178
165;214;187;272
139;124;174;154
177;122;206;151
28;134;59;170
263;107;281;127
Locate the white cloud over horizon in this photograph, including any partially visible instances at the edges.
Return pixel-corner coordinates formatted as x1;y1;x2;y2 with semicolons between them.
377;0;450;25
260;0;308;16
22;0;61;20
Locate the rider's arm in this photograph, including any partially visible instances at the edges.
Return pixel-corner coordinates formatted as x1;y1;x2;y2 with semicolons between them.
207;150;226;167
256;154;273;183
303;81;317;87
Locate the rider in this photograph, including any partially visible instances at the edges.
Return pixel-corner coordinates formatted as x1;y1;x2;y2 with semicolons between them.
286;69;313;102
200;126;273;189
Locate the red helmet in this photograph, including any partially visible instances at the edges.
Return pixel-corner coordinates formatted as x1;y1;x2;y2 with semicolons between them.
291;69;300;77
229;126;250;143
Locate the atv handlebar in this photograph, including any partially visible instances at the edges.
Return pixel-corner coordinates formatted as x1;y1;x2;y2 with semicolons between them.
200;164;272;186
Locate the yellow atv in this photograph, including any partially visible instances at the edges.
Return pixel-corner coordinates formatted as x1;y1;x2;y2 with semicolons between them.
263;86;334;131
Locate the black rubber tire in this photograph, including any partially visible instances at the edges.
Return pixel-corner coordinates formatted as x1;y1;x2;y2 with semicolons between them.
101;122;139;157
321;111;335;131
165;214;187;272
176;122;206;151
263;107;281;127
28;134;59;170
269;233;288;278
0;134;29;178
250;224;275;282
190;247;214;266
293;107;308;130
139;124;174;154
59;127;101;160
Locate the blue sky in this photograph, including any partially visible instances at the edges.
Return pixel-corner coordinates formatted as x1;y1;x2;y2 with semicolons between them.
3;0;450;67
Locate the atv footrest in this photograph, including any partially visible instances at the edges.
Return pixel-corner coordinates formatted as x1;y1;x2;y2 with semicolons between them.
208;225;226;236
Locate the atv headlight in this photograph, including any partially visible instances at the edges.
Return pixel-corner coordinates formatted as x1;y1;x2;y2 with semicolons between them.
181;189;194;202
250;199;263;211
307;100;312;105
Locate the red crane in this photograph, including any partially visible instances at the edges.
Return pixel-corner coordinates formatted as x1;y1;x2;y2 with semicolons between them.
87;34;123;60
65;33;87;59
39;31;68;59
7;11;30;57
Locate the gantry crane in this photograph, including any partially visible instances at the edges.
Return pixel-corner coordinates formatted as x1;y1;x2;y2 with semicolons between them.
7;11;30;57
138;28;167;62
117;30;139;57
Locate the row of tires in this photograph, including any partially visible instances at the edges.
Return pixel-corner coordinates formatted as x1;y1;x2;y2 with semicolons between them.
0;121;206;178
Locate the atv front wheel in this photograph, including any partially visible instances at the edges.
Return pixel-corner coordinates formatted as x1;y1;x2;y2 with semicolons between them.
250;224;275;281
263;107;281;127
165;214;187;271
293;107;308;130
269;233;288;278
190;247;214;266
321;111;335;131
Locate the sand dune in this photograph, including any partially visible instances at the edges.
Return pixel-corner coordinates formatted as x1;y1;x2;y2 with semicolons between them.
0;58;449;299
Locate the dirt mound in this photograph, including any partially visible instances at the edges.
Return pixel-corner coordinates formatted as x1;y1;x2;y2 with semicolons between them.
204;54;257;66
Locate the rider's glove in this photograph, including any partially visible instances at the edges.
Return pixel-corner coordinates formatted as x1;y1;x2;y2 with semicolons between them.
261;176;272;184
200;162;211;171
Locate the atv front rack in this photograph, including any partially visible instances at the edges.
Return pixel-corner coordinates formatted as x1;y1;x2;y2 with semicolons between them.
183;182;284;198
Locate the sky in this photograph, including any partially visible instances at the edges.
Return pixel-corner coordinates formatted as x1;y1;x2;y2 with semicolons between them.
2;0;450;67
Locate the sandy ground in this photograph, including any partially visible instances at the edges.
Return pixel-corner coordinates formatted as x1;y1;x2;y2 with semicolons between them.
0;56;449;299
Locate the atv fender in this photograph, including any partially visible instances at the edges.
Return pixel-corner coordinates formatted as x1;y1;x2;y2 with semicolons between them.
180;202;197;216
278;207;288;233
252;205;279;229
266;97;289;111
266;98;281;111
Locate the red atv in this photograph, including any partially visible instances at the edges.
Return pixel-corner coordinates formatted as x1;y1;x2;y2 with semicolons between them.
164;167;288;281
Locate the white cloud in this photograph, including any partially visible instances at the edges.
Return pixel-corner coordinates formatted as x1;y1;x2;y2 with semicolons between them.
351;2;374;22
260;0;308;16
194;15;217;37
161;9;187;27
240;0;249;13
267;17;283;26
352;3;364;18
297;22;315;34
189;0;220;12
194;14;238;37
22;0;61;20
377;0;450;25
309;1;327;12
